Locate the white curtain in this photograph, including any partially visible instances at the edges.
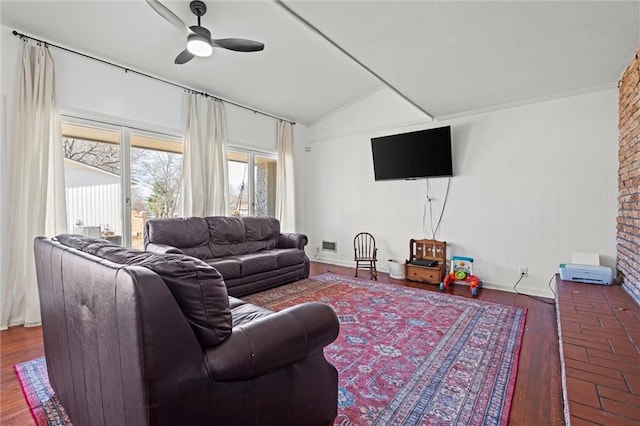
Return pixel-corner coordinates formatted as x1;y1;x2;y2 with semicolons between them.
1;43;67;329
181;92;229;217
275;121;296;232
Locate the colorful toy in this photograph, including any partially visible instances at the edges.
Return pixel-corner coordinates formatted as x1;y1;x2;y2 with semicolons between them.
440;256;482;297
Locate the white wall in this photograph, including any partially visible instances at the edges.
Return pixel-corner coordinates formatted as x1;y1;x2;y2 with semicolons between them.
298;87;618;298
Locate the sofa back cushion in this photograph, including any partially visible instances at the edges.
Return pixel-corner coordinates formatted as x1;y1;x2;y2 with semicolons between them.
55;234;231;347
145;216;283;259
53;233;113;251
205;216;280;258
146;217;213;260
205;216;247;258
244;216;280;241
244;216;279;253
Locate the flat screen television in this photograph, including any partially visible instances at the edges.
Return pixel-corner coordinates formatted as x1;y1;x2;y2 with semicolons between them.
371;126;453;181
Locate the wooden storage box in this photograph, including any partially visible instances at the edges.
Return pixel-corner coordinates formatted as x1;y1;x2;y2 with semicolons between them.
406;239;446;285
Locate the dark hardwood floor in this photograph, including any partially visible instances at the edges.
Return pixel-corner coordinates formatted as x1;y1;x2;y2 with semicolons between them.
1;325;45;425
0;262;563;425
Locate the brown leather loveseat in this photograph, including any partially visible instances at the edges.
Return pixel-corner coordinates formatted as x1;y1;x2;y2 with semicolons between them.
34;234;339;426
145;216;309;297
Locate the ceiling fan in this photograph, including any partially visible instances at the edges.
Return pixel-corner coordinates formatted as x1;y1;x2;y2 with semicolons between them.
145;0;264;64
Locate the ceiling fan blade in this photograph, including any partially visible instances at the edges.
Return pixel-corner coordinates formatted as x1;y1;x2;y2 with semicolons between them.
175;49;195;64
211;38;265;52
145;0;192;37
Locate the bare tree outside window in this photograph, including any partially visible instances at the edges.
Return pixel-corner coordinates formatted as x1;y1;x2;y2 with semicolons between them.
131;148;182;219
63;138;182;219
63;138;120;174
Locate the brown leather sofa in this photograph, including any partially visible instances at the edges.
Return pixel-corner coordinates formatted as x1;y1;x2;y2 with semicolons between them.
145;216;309;297
34;234;339;426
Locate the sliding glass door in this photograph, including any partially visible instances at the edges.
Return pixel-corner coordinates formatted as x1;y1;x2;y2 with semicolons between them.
62;117;182;248
129;132;183;248
62;121;123;243
62;119;277;246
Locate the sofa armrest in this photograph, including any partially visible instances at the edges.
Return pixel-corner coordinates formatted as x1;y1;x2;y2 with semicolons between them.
204;302;339;381
146;242;183;254
277;233;308;249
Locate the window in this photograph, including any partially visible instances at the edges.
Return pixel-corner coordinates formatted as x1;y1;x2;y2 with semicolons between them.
254;154;277;217
228;149;277;217
62;119;182;249
130;133;183;248
62;122;123;244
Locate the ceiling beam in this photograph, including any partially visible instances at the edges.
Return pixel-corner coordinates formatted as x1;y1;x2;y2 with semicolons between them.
274;1;433;120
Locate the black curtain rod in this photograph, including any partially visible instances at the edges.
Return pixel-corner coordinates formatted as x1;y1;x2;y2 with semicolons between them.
12;30;296;125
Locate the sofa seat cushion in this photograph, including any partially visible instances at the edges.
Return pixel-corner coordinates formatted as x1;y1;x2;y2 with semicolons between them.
207;258;242;279
272;248;307;268
228;296;245;309
231;302;273;327
235;252;279;276
207;250;306;283
55;234;231;347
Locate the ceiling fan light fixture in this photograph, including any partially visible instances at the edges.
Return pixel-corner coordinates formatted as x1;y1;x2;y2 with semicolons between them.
147;0;264;63
187;33;212;57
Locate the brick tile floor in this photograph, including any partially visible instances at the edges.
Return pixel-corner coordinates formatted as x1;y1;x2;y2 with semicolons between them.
556;279;640;425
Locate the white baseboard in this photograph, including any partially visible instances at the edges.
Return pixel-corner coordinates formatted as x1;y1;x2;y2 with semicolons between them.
309;258;556;299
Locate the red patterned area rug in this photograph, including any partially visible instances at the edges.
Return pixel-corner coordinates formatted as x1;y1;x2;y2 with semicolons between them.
14;357;71;425
243;273;526;426
15;272;526;426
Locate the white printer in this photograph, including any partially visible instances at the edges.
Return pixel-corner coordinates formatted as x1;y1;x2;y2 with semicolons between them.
558;252;613;285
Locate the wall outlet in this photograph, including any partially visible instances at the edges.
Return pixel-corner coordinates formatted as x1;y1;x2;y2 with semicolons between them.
519;266;528;277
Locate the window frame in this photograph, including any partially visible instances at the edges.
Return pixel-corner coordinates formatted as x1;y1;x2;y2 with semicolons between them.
227;145;277;217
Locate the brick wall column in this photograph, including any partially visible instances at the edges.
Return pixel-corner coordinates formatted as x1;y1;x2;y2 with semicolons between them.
618;47;640;305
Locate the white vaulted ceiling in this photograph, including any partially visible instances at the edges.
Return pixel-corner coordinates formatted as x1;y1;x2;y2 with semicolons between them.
283;0;639;119
1;0;638;124
0;0;382;124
